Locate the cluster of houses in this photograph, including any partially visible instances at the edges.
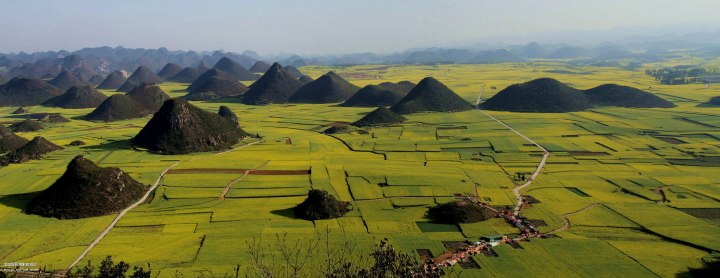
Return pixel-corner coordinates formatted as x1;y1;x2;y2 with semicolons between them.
431;235;508;268
498;209;540;237
428;196;545;269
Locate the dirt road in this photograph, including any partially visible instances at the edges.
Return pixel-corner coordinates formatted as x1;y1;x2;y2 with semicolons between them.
476;91;550;215
66;161;179;270
66;140;261;271
511;151;550;215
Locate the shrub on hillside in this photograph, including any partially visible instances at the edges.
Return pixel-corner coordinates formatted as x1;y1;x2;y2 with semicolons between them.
293;189;351;220
426;201;497;224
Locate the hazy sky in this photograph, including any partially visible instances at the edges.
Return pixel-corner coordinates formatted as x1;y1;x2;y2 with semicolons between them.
1;0;719;55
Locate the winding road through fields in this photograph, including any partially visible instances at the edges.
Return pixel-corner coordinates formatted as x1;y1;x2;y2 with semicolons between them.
511;152;550;215
66;140;261;271
475;91;550;215
547;203;601;234
66;90;552;271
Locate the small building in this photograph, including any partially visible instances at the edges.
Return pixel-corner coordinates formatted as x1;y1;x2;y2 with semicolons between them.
480;235;505;242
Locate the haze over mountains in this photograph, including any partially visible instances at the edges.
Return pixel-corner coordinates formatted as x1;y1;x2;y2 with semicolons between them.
1;1;720;276
86;83;169;122
2;28;720;82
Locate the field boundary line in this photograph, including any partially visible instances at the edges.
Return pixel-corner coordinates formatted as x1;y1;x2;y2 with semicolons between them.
220;160;270;200
66;140;261;271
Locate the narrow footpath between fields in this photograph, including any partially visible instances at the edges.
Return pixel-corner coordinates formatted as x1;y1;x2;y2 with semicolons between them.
220;160;270;200
548;203;601;234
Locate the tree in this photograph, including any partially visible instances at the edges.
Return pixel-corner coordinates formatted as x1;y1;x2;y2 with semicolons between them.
358;239;442;278
426;201;497;224
68;261;95;278
293;189;352;220
67;256;150;278
129;266;151;278
98;256;129;278
247;229;444;277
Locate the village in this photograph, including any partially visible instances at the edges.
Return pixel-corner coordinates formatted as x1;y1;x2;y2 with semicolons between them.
427;195;546;270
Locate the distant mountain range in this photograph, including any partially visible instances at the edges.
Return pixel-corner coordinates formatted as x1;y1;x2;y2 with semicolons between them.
0;47;261;80
2;32;720;80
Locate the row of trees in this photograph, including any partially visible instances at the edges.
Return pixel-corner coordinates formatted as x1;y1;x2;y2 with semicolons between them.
645;66;718;85
67;256;150;278
0;257;149;278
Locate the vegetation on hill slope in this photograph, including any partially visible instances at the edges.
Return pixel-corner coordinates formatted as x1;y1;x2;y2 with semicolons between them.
426;201;498;224
97;70;127;90
49;70;88;91
10;120;43;132
288;71;359;103
25;155;147;219
132;99;248;154
390;77;473;114
156;63;183;79
183;76;248;101
0;136;62;166
212;57;259;81
241;62;303;105
293;189;352;220
341;81;415;107
0;77;63;106
482;78;676;112
353;106;406;127
42;85;108;108
86;83;170;122
0;125;29;153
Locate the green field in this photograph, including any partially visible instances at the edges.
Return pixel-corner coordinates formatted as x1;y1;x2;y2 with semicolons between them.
1;60;719;277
